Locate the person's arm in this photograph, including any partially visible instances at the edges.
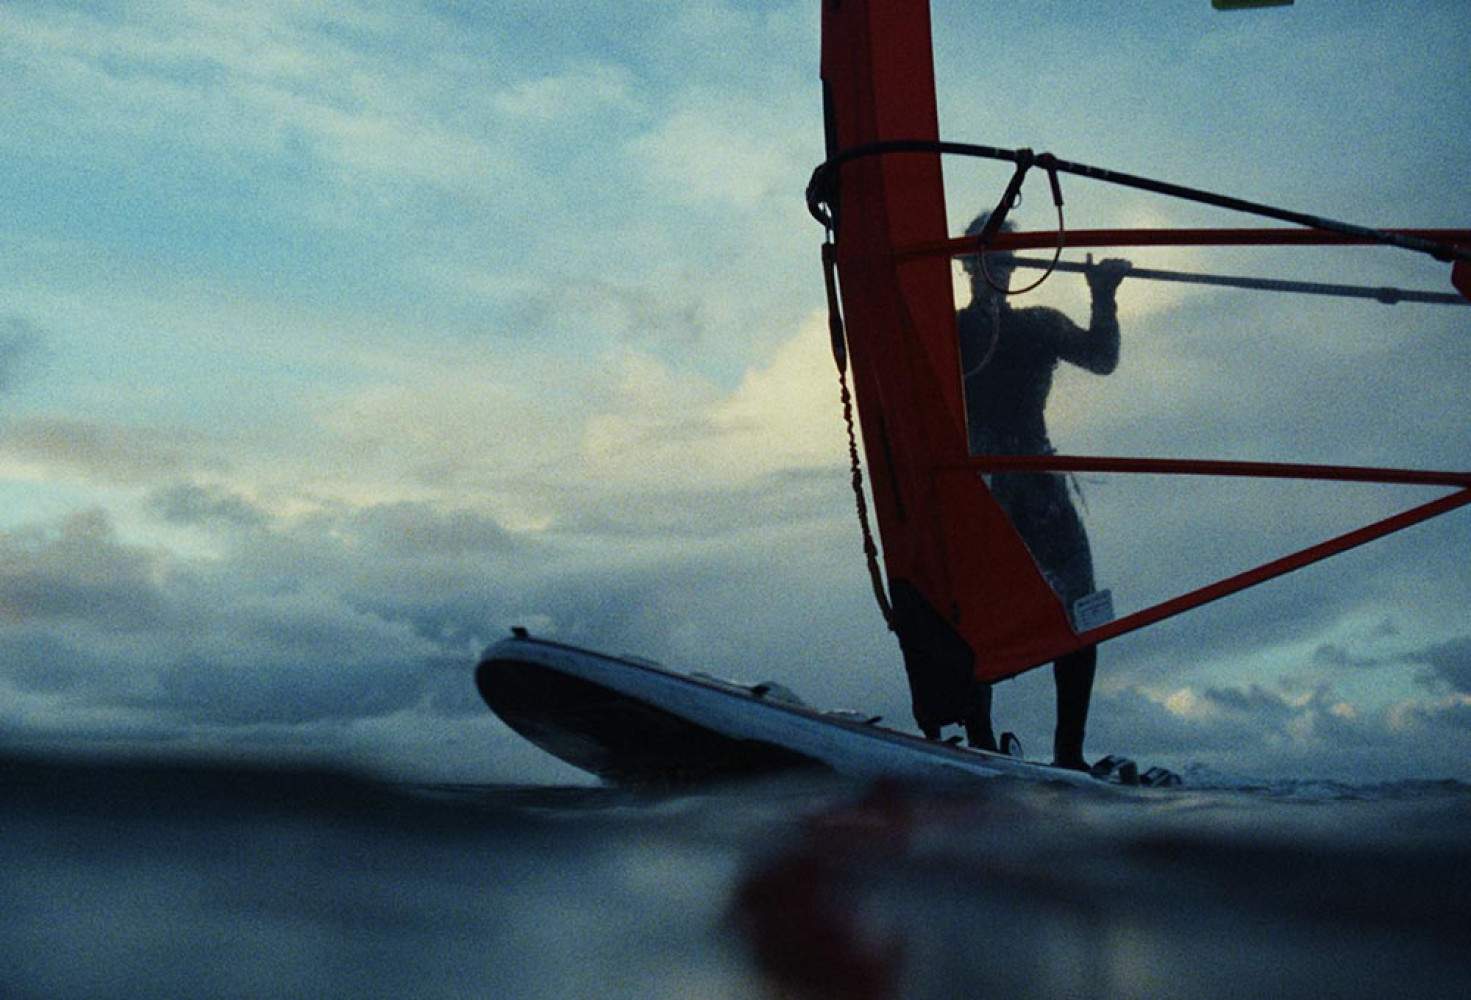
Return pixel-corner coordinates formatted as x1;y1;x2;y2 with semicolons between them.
1052;257;1129;374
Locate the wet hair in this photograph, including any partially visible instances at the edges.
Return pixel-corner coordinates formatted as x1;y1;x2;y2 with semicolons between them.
964;210;1015;240
963;211;1016;273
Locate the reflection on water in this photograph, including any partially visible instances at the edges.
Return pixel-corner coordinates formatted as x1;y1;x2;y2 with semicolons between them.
4;754;1470;999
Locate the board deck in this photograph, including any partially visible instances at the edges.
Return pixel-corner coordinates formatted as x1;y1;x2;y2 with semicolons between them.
476;633;1172;789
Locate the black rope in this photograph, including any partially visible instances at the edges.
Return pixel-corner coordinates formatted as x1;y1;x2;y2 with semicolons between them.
974;148;1033;247
973;156;1068;297
821;241;847;369
840;364;894;631
821;236;893;629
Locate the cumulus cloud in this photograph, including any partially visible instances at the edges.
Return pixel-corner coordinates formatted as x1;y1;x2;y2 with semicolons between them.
0;501;538;774
1091;680;1382;779
1202;684;1299;723
576;317;847;493
0;473;889;780
629;102;791;209
0;509;167;629
1410;636;1471;695
1396;698;1471;736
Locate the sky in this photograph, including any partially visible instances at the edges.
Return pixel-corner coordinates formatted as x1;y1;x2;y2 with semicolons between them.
2;0;1469;784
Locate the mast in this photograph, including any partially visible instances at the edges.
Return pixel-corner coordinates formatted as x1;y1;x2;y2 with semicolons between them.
818;0;1081;729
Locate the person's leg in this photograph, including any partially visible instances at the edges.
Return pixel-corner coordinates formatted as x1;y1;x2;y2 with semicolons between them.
1052;646;1096;770
963;682;997;751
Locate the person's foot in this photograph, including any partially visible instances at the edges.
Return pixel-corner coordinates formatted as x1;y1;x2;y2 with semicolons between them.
965;719;997;752
1053;728;1087;772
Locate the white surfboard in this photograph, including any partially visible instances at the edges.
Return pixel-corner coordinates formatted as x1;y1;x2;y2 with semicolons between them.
476;631;1108;788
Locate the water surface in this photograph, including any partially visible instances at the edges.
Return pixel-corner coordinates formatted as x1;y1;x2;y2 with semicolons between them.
4;754;1469;998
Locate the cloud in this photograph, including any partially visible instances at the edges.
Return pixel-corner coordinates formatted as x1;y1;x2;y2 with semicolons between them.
1394;697;1471;736
628;103;792;209
347;503;526;559
712;315;850;471
0;631;92;696
1092;680;1366;779
1409;636;1471;696
575;317;847;495
0;417;221;486
0;316;43;395
147;482;272;531
0;501;527;774
0;0;557;284
1312;643;1391;672
0;474;886;780
1200;684;1298;723
0;509;167;629
491;60;640;125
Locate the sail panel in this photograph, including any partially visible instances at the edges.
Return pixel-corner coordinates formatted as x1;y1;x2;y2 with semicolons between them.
820;0;1080;723
817;1;1471;736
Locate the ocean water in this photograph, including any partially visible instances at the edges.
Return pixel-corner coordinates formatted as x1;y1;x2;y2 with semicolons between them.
4;754;1469;999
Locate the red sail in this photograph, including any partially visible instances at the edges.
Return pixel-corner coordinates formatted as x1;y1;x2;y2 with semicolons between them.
817;0;1471;734
819;0;1080;725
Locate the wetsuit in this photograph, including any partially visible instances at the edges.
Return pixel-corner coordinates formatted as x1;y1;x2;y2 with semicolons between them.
955;273;1122;769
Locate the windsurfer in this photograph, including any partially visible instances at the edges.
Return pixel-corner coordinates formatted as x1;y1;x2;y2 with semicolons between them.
956;212;1131;771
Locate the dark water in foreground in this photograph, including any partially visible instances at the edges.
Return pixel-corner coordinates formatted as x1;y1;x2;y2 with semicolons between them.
4;755;1470;999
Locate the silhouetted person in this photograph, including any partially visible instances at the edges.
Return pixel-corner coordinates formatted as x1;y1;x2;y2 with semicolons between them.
955;212;1129;770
